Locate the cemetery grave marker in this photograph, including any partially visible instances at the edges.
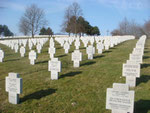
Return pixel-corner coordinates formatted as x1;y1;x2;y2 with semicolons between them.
72;50;82;67
86;45;95;59
48;47;56;59
29;50;37;65
0;49;4;62
5;73;22;104
106;83;134;113
36;43;42;53
63;42;70;54
122;63;140;87
14;44;19;53
20;46;25;57
48;58;61;80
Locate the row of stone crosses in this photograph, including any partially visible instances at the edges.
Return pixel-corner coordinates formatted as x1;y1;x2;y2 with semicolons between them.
106;35;147;113
0;35;137;107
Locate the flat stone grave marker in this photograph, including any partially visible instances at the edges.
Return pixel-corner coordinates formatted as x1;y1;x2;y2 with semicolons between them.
48;58;61;80
6;73;22;104
72;50;82;67
0;49;4;62
106;83;134;113
29;50;37;65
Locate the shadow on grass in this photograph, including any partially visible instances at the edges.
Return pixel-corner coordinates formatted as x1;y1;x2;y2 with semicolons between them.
144;47;149;49
103;50;112;54
134;100;150;113
69;50;74;53
143;56;150;59
141;63;150;68
59;71;82;78
5;58;20;62
36;60;48;64
20;88;56;103
56;54;67;58
81;61;96;67
79;47;86;50
144;51;150;53
56;47;62;49
110;47;116;49
93;55;105;59
5;53;13;56
43;50;48;53
136;75;150;86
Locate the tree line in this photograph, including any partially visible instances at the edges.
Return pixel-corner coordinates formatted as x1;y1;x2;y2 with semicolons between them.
61;2;100;36
0;25;13;37
111;18;150;38
18;3;100;37
1;2;149;38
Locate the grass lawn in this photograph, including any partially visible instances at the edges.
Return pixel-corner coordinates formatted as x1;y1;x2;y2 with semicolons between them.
0;38;150;113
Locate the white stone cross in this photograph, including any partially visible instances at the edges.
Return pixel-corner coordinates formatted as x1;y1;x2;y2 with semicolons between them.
0;49;4;62
129;53;143;64
6;73;23;104
49;38;55;48
74;39;80;50
106;83;134;113
96;42;104;54
20;46;25;57
48;58;61;80
86;45;95;59
63;42;70;54
122;63;140;87
28;42;33;50
48;47;56;59
36;43;42;53
72;50;82;67
14;44;19;53
29;50;37;65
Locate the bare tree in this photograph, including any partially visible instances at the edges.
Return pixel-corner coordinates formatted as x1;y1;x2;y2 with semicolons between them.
61;2;82;36
143;20;150;37
19;4;47;37
111;29;122;36
19;17;29;35
119;17;129;35
71;2;82;36
61;6;72;36
112;18;145;38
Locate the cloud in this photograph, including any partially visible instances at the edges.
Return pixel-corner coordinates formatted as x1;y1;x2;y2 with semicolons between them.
0;0;25;11
41;0;84;14
97;0;150;10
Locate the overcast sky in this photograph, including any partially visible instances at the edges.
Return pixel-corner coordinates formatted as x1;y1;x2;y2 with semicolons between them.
0;0;150;36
